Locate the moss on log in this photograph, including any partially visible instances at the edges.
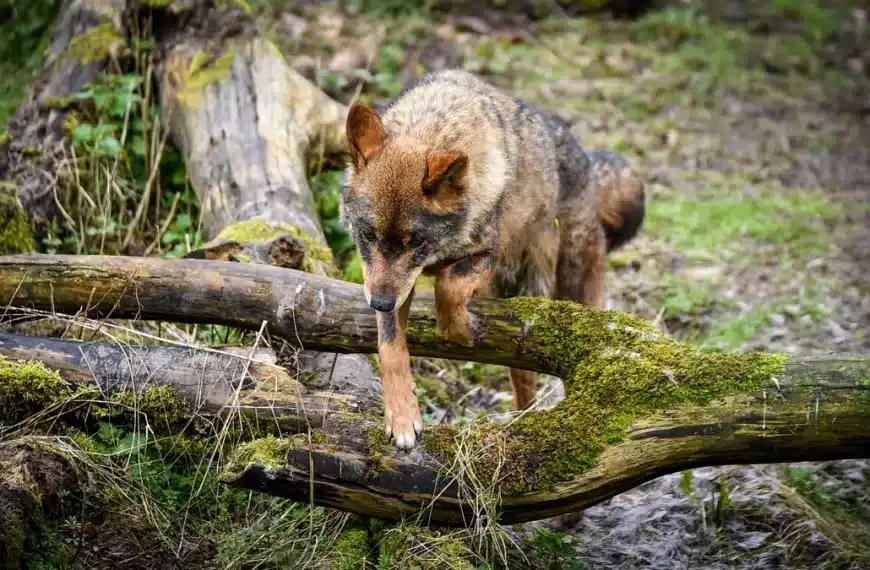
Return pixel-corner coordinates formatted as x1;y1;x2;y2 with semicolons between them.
0;332;377;433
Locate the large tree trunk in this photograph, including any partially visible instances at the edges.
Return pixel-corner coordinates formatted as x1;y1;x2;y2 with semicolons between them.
2;253;868;526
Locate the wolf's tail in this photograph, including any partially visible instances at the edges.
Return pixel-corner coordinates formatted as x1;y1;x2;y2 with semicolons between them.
586;150;646;253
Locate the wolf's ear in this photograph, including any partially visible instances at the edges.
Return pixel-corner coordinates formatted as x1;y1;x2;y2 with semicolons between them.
423;150;468;207
346;104;387;170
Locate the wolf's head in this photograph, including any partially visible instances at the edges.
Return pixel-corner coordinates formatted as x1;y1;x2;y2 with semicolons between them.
340;103;469;313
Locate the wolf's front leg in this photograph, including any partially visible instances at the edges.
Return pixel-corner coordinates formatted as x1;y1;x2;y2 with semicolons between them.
376;288;422;449
434;251;493;346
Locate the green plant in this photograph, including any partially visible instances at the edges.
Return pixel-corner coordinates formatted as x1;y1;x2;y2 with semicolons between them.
311;170;355;260
47;60;199;257
524;528;585;570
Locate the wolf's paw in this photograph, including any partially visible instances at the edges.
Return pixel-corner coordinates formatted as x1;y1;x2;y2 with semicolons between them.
384;401;423;450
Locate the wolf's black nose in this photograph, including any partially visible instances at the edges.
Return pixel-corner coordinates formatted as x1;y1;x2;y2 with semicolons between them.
370;294;397;312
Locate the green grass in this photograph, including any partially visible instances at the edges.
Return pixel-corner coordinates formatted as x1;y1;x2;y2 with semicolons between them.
699;308;773;352
644;184;839;259
660;278;718;320
783;465;870;567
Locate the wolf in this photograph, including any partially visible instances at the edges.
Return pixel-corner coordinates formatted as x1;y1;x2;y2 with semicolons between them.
340;69;645;449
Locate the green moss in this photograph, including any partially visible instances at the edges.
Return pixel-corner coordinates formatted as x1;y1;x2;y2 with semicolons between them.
342;251;364;284
0;356;201;433
0;130;9;145
186;47;235;91
330;527;370;569
230;435;293;470
0;182;36;254
97;384;193;426
67;22;124;65
216;219;338;276
423;299;788;493
365;422;392;475
41;96;71;110
64;429;102;455
0;356;74;423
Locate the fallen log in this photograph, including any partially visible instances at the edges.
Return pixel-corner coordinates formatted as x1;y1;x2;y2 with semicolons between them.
156;8;347;273
226;353;870;524
0;254;544;369
2;253;869;526
0;331;377;432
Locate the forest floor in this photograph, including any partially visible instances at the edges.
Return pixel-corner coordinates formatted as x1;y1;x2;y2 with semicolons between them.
1;0;869;569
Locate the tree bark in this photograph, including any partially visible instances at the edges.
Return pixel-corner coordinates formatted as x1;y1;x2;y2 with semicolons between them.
1;253;869;525
0;254;547;370
153;4;348;273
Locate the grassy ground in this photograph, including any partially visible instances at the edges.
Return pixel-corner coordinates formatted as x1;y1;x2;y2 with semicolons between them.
2;0;869;568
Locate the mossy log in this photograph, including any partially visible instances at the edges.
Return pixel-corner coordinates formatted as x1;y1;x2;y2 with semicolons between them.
1;253;869;525
0;0;126;231
0;437;79;566
0;332;378;432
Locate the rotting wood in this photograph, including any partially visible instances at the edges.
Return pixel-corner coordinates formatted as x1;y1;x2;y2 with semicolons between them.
0;437;79;566
1;254;869;526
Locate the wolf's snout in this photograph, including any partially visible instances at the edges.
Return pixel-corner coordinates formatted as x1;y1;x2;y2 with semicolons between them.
370;294;397;312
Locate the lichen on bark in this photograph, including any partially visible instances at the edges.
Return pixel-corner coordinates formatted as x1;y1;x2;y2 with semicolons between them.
66;22;125;64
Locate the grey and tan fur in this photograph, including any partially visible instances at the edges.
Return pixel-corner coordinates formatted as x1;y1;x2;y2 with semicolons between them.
341;69;645;449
